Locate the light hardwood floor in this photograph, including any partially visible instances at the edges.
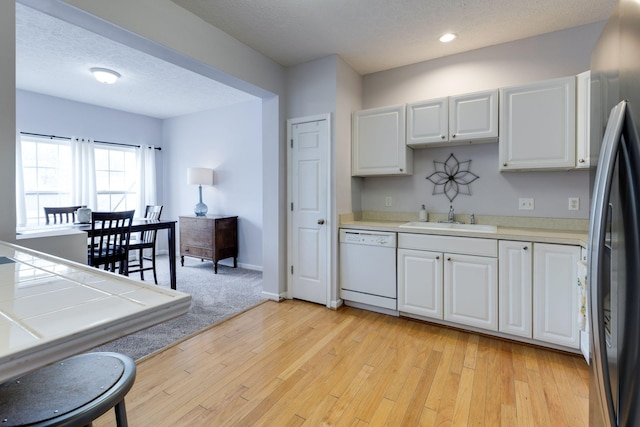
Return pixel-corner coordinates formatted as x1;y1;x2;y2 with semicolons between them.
95;300;589;426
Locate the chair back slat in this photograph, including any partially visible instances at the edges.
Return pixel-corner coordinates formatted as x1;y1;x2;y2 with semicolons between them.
88;210;135;274
44;206;82;224
141;205;163;243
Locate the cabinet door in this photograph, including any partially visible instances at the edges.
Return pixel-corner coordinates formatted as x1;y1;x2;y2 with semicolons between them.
444;254;498;331
406;98;448;147
576;71;591;169
498;241;533;338
533;243;580;348
397;248;443;319
499;76;576;171
449;90;498;143
352;105;413;176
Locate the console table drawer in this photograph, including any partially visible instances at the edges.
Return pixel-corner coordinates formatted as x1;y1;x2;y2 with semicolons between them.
180;245;212;259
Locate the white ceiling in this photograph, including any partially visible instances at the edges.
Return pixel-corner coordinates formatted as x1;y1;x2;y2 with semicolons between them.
16;3;257;120
16;0;616;119
172;0;616;75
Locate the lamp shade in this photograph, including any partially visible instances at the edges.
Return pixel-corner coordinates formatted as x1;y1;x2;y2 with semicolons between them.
187;167;214;186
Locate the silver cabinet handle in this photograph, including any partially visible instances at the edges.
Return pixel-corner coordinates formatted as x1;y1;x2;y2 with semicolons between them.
317;219;325;225
579;158;586;163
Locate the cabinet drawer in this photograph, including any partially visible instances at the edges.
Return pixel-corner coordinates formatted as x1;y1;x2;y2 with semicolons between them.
180;217;213;248
180;245;212;259
398;233;497;257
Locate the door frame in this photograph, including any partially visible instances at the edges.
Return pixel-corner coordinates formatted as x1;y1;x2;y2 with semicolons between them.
286;113;332;307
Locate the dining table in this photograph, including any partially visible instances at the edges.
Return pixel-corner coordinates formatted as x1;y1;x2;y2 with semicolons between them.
0;240;191;383
73;218;179;290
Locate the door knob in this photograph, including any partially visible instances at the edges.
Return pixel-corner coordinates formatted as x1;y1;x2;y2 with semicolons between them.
317;219;325;225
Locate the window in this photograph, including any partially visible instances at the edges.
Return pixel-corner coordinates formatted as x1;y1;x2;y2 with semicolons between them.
19;135;139;226
21;136;72;226
94;146;137;212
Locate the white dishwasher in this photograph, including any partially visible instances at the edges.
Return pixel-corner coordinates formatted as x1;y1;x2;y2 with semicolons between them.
339;229;397;313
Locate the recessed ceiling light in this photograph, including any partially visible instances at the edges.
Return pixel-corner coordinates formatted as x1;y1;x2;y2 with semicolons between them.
439;33;457;43
90;67;121;84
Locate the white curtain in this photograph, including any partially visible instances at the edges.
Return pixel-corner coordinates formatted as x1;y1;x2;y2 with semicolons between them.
15;131;27;227
70;137;98;209
136;145;157;217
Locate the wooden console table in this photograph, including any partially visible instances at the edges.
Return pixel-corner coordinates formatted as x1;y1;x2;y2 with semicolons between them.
179;215;238;274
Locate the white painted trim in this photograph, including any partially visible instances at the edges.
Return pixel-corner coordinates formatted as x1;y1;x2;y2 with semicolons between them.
261;290;286;301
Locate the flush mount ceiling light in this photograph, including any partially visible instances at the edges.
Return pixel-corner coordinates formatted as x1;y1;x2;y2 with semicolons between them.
90;67;121;84
439;33;457;43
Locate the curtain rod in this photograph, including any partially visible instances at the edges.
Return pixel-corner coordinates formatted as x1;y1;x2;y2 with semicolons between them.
19;131;162;151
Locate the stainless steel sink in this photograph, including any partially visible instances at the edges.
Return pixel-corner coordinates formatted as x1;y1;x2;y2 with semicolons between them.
399;221;498;233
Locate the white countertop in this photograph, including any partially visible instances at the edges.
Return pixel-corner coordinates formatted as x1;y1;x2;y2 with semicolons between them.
340;219;588;246
0;241;191;383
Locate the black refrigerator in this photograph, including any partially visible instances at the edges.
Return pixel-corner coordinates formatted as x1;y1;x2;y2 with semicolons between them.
589;0;640;425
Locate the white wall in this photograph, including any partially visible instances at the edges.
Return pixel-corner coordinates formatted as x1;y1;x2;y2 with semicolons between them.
0;1;16;242
10;0;286;298
162;100;263;269
286;55;363;305
358;22;606;219
16;89;165;209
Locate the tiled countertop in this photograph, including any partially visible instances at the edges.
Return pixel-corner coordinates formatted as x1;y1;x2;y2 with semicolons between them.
340;219;588;247
0;241;191;383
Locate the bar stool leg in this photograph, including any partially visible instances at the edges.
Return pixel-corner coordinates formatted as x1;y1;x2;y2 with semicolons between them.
114;399;129;427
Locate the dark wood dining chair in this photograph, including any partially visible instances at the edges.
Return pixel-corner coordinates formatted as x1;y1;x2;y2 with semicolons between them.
87;210;135;275
44;206;82;224
128;205;163;284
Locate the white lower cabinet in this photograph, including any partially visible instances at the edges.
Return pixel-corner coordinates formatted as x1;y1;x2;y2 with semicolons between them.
533;243;580;349
397;232;580;351
397;233;498;332
444;253;498;331
397;248;443;319
498;241;533;338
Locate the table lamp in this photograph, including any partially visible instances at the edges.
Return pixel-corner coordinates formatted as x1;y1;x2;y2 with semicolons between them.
187;167;214;216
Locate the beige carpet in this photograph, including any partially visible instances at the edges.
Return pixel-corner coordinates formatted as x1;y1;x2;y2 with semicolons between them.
90;255;265;360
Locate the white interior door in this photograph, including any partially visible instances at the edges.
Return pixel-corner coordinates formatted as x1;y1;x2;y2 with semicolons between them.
288;115;330;305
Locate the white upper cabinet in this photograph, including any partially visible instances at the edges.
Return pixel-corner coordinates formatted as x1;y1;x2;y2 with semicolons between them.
407;90;498;148
449;90;499;143
406;97;448;146
576;71;591;169
499;76;576;171
352;105;413;176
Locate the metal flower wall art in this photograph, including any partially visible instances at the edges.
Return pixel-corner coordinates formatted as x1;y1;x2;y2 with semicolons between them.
426;153;479;202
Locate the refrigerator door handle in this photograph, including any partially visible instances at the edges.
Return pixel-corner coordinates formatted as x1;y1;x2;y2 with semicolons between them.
589;100;626;426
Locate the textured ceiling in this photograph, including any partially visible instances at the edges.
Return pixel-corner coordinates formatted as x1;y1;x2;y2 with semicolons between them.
172;0;616;75
16;4;257;120
17;1;617;119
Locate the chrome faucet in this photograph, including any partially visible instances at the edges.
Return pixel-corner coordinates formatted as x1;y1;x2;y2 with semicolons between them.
470;213;475;224
448;205;455;222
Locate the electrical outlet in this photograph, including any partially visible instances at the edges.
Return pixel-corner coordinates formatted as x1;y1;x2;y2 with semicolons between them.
385;196;392;207
569;197;580;211
519;198;534;210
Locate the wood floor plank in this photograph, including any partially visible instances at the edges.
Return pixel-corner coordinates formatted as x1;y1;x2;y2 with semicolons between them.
93;300;589;427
